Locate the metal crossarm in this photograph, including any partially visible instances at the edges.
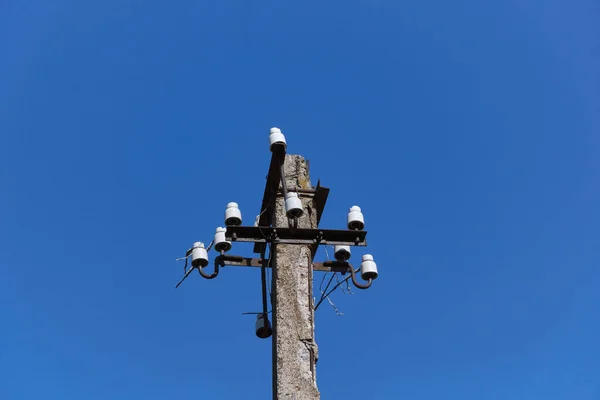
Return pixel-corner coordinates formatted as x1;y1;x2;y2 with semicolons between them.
226;226;367;247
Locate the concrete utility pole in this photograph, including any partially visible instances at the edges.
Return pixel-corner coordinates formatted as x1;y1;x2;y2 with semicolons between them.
176;127;378;400
272;155;320;399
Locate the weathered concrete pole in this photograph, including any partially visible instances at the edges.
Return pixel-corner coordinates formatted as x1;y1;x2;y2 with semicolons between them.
272;154;320;400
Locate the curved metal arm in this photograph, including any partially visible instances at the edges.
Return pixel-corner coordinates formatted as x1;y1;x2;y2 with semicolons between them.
198;256;223;280
197;253;247;280
348;264;372;290
316;261;373;290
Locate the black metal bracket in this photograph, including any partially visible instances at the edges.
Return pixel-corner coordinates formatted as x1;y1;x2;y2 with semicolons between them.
318;260;372;289
252;144;331;254
217;254;267;268
253;145;285;254
214;256;370;287
227;226;367;247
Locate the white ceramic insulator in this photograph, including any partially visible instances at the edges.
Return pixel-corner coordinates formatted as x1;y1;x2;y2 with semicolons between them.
360;254;378;280
334;245;351;262
284;192;304;219
225;202;242;226
269;127;287;151
191;242;209;268
255;314;272;339
347;205;365;230
213;227;232;253
254;215;260;227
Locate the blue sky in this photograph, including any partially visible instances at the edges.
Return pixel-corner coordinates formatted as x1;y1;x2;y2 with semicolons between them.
1;1;599;399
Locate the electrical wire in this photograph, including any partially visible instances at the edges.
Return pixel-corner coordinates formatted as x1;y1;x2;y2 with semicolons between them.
175;258;195;289
320;273;336;303
260;247;269;317
319;245;333;293
314;268;359;311
256;196;276;240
